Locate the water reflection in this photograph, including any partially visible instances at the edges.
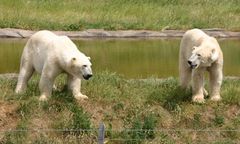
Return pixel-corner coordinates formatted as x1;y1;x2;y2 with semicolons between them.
0;38;239;78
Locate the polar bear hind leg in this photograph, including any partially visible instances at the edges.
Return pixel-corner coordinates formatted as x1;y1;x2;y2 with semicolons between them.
67;74;88;100
15;59;34;93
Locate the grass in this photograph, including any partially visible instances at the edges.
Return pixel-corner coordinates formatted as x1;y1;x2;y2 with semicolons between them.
0;72;240;143
0;0;239;31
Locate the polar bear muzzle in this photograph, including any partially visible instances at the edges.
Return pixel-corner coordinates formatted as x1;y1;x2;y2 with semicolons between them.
83;74;92;80
187;53;200;69
81;65;93;80
187;60;198;69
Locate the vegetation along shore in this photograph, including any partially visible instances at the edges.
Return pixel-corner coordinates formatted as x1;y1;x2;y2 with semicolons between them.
0;0;239;31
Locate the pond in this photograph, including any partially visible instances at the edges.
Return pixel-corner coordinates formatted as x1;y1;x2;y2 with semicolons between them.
0;38;240;78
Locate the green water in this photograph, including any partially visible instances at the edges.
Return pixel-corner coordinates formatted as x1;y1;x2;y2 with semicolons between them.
0;38;240;78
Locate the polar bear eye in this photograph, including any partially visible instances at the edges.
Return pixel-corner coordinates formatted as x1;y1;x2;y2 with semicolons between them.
83;65;87;68
197;54;201;57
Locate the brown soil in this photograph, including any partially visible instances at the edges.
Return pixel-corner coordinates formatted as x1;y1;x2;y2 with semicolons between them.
0;101;19;140
78;100;123;129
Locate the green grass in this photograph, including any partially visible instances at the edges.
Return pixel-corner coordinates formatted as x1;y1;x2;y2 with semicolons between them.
0;72;240;143
0;0;239;31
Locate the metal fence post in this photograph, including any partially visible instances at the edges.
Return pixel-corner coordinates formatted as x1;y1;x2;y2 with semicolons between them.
98;122;105;144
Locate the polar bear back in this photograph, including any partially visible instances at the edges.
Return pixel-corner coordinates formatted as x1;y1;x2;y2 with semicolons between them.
21;31;56;73
23;30;83;74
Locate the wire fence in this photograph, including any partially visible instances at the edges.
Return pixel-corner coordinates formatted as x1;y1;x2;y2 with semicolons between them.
1;123;240;144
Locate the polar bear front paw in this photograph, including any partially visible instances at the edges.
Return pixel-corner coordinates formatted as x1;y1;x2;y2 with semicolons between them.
15;89;22;94
192;95;205;103
74;93;88;100
210;95;221;101
39;95;48;101
15;86;24;94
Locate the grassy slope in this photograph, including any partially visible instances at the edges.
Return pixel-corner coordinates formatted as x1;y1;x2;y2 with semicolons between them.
0;72;240;143
0;0;239;31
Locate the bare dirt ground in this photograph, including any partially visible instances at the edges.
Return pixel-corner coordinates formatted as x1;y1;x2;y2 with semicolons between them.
0;101;19;140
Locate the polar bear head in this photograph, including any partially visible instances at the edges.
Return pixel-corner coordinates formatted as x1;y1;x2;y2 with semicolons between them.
69;54;93;80
187;45;219;69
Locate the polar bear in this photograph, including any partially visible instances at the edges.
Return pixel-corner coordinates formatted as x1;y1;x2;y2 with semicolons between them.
179;29;223;103
15;30;93;101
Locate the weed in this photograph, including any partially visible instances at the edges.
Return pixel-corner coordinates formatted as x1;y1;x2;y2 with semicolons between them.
193;113;202;129
67;104;92;135
214;115;225;126
127;118;143;144
3;121;28;144
142;114;157;139
221;80;240;105
124;114;157;143
16;98;38;119
112;102;124;112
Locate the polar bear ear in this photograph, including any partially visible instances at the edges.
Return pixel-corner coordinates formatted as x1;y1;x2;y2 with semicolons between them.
192;46;197;50
87;57;91;60
70;57;77;68
72;57;76;61
211;49;218;61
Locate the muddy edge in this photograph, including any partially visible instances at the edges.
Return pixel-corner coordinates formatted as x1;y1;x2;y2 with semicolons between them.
0;28;240;38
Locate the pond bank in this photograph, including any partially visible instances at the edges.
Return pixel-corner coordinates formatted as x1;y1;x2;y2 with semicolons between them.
1;73;239;81
0;28;240;39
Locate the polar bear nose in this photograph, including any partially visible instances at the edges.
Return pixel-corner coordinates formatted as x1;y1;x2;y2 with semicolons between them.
87;74;93;78
188;60;192;65
83;74;93;80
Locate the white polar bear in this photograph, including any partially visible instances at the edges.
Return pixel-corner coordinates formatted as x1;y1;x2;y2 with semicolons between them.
15;30;93;101
179;29;223;103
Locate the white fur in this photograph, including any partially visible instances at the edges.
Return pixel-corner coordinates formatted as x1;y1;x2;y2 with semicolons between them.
179;29;223;103
15;30;92;101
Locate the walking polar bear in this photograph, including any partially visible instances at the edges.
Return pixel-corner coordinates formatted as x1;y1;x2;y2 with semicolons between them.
15;30;93;101
179;29;223;103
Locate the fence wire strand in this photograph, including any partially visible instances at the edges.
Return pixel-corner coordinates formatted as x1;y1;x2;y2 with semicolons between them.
1;128;239;143
1;128;240;132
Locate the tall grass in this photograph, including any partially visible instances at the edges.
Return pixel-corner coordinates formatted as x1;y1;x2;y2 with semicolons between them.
0;0;239;31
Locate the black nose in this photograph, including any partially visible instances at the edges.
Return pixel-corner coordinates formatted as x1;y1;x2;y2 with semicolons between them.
83;74;93;80
188;61;192;65
87;74;93;78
